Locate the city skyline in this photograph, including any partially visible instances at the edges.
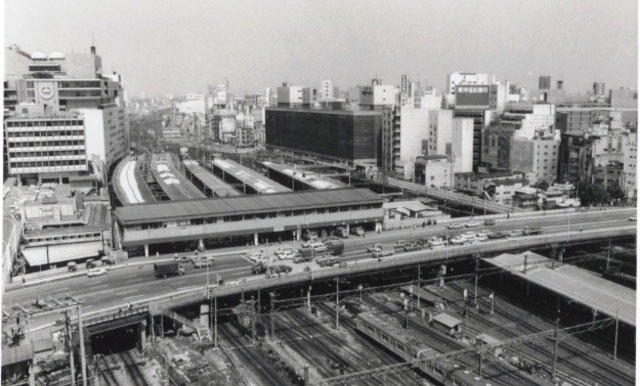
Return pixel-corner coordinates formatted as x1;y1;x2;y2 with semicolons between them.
5;0;638;97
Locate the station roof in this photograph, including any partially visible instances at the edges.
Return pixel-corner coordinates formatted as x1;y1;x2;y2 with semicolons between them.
484;251;636;326
433;313;462;328
262;161;344;190
210;159;291;194
182;160;240;197
151;153;206;201
112;156;156;205
115;188;382;225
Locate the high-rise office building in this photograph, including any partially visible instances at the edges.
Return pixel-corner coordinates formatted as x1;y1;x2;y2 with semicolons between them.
593;82;606;96
3;44;128;185
538;76;551;90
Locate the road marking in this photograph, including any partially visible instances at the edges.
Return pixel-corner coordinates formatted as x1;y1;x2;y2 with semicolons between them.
173;280;189;285
177;285;199;291
50;287;70;294
115;289;139;296
123;274;137;278
128;278;146;283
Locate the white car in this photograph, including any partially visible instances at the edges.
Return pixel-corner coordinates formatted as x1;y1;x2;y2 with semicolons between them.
280;250;297;260
87;268;107;277
475;233;488;241
447;223;463;230
476;229;492;236
449;236;465;245
464;221;480;228
249;251;264;262
310;241;327;253
275;245;293;255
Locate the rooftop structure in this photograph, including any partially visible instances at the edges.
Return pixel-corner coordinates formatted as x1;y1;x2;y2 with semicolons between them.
484;251;635;326
182;160;240;198
208;159;290;195
150;153;206;201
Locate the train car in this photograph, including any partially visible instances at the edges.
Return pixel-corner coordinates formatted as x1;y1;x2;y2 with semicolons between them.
355;312;490;386
355;312;435;361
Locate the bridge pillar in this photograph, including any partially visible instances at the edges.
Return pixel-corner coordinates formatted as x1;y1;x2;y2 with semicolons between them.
144;244;149;257
254;233;259;246
295;228;301;242
138;321;147;351
345;224;350;234
375;222;382;233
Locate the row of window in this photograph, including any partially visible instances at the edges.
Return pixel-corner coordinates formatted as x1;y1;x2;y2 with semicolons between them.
7;140;85;148
128;203;382;230
9;150;85;158
58;90;103;98
6;130;84;137
6;120;83;128
58;80;102;88
25;232;101;244
10;159;86;168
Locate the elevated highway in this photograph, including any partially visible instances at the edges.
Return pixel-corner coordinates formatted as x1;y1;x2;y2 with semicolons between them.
6;208;635;333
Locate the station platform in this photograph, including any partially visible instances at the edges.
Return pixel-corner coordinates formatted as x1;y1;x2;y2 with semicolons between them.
262;161;344;190
150;153;206;201
209;159;291;195
483;251;635;326
112;156;155;205
182;160;239;197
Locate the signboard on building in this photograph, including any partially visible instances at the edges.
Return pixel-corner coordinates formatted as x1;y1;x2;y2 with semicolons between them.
455;85;490;108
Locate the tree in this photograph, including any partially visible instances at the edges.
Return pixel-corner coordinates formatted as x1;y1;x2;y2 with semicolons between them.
606;183;625;202
578;182;608;206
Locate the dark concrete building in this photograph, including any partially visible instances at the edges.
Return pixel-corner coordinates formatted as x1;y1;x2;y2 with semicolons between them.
265;106;381;162
538;76;551;90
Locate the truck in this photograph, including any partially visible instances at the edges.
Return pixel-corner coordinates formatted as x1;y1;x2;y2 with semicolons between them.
294;248;315;263
326;241;344;256
335;227;349;238
371;244;394;259
154;262;185;278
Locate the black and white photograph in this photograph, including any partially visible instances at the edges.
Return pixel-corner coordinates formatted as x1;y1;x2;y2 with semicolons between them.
1;1;638;385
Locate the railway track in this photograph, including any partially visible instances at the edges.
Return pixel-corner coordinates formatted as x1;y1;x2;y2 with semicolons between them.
95;354;120;386
446;281;635;386
219;321;289;386
364;293;540;386
119;350;149;386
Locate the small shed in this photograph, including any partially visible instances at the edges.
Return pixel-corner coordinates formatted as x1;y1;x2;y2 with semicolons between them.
432;312;462;336
476;333;503;357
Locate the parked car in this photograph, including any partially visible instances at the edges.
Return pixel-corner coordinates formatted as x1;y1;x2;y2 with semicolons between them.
447;223;463;230
351;226;365;236
87;268;107;277
275;245;293;255
280;250;298;260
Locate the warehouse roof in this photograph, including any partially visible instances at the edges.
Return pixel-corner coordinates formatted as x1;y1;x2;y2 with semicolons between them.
115;188;382;225
484;252;636;327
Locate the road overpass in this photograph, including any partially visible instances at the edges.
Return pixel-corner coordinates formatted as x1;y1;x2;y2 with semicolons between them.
7;208;635;333
386;176;526;214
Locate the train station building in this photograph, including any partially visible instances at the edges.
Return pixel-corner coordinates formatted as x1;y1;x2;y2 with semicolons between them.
114;188;384;256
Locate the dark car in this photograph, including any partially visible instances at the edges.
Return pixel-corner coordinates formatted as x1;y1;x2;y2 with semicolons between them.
487;232;507;239
403;242;421;252
484;219;496;226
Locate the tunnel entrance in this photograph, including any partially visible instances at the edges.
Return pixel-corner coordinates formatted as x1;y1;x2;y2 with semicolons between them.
90;325;141;355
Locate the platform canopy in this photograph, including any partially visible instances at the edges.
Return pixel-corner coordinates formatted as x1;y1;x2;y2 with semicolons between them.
484;251;636;326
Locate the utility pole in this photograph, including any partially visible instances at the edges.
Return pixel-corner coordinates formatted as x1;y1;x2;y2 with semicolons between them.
606;239;611;271
77;306;87;386
335;277;340;331
214;294;218;348
478;353;483;376
613;309;619;361
473;254;480;307
489;292;494;315
416;265;421;311
552;316;559;379
250;296;256;345
270;293;276;338
64;310;76;386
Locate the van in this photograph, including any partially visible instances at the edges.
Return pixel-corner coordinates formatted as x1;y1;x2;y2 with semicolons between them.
430;239;445;250
336;227;349;238
193;256;215;268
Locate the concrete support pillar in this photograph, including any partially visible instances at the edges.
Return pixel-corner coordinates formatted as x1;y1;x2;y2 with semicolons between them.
139;322;147;350
144;244;149;257
346;224;350;234
198;239;204;251
254;233;259;246
296;228;301;242
375;222;382;233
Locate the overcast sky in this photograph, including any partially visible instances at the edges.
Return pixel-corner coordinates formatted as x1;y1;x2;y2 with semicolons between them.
5;0;638;97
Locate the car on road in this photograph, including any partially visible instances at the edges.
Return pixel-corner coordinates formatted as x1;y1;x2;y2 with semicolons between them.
506;229;523;238
324;237;343;246
488;232;508;239
449;236;465;245
394;240;410;249
248;251;265;262
272;265;293;274
310;241;327;253
275;245;293;255
464;221;480;228
193;257;215;268
447;223;463;230
367;244;382;253
87;268;107;277
476;229;492;237
484;219;496;226
403;242;421;252
174;255;192;264
279;250;298;260
475;233;488;242
629;215;637;222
